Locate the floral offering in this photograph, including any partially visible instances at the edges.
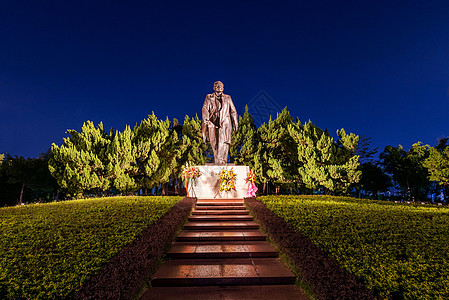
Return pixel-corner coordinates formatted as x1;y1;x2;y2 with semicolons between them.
246;169;258;197
218;168;237;193
181;163;201;196
246;169;257;183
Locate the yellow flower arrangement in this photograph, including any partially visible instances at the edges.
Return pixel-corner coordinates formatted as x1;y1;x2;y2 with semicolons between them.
218;167;237;193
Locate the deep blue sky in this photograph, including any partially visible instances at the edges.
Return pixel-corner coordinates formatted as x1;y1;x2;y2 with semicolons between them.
1;1;448;158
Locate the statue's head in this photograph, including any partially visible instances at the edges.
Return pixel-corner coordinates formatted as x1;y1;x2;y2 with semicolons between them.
213;81;224;94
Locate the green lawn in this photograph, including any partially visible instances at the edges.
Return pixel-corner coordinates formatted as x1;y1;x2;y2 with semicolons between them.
260;195;449;299
0;196;182;299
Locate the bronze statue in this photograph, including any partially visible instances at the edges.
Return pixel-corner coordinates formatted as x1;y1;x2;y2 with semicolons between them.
202;81;238;164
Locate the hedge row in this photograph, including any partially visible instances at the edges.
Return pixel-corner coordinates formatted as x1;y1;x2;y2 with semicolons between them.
258;195;449;299
0;196;194;299
245;197;375;300
71;197;195;299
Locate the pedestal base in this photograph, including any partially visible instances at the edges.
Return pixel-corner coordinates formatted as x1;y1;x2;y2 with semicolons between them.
188;165;250;199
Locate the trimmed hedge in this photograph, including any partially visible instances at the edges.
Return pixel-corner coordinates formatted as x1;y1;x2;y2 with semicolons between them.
71;197;195;299
0;196;194;299
256;195;449;299
245;197;375;300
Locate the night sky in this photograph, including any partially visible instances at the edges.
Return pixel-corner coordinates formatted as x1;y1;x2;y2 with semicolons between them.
1;1;448;158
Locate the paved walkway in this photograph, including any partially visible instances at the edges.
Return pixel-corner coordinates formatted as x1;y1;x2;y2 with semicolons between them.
141;198;308;299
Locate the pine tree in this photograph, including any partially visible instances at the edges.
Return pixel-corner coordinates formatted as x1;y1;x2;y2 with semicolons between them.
380;143;431;201
423;138;449;200
49;121;112;197
4;155;32;204
289;121;361;194
181;115;210;165
289;120;333;192
254;122;270;194
133;113;180;194
333;128;362;193
171;115;210;194
257;108;299;194
230;106;259;169
357;162;392;199
106;125;138;194
355;135;379;163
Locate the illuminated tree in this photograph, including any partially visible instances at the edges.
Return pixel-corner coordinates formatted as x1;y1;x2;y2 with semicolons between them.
423;138;449;200
180;115;210;165
289;121;361;194
256;108;299;194
106;125;138;194
133;113;180;195
230;106;259;170
171;115;210;193
49;121;112;197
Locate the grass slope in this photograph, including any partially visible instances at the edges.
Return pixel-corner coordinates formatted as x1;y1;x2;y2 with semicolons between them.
259;195;449;299
0;196;182;299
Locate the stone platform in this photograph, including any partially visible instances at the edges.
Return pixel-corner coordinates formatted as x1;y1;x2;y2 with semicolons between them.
188;165;250;199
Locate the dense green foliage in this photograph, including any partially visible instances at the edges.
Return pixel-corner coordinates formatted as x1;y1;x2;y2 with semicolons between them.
230;106;258;171
172;115;212;193
49;114;183;197
49;121;112;196
0;152;59;206
133;113;180;192
0;196;181;299
356;162;392;199
231;108;361;195
43;108;362;199
289;122;361;194
260;195;449;299
380;143;432;201
424;138;449;200
254;108;299;193
3;108;448;202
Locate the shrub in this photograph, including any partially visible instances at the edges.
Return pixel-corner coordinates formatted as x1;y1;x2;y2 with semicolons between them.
255;195;449;299
0;196;186;299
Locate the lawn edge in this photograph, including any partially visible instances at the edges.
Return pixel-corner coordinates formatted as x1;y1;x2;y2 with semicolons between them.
70;197;195;300
245;197;376;300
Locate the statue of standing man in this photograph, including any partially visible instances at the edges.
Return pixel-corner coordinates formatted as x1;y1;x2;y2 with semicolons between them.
202;81;238;164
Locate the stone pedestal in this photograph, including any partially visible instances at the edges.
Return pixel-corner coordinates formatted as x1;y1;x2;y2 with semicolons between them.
188;165;250;199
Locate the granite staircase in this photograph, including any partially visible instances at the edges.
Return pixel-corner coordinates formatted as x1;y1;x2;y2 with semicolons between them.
142;198;307;299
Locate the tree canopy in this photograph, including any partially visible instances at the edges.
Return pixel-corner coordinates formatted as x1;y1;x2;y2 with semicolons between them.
380;143;431;201
44;108;364;198
424;138;449;186
3;109;448;205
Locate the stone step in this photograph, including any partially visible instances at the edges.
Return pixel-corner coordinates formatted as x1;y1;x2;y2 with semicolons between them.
195;206;247;210
143;285;308;300
167;241;277;259
196;199;244;203
184;221;259;230
176;230;267;242
151;258;296;287
192;210;250;215
188;215;253;221
196;202;245;206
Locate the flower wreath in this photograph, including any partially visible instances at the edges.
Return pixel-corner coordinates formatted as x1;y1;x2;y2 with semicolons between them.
246;169;256;183
246;169;258;197
181;162;201;193
218;167;237;193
